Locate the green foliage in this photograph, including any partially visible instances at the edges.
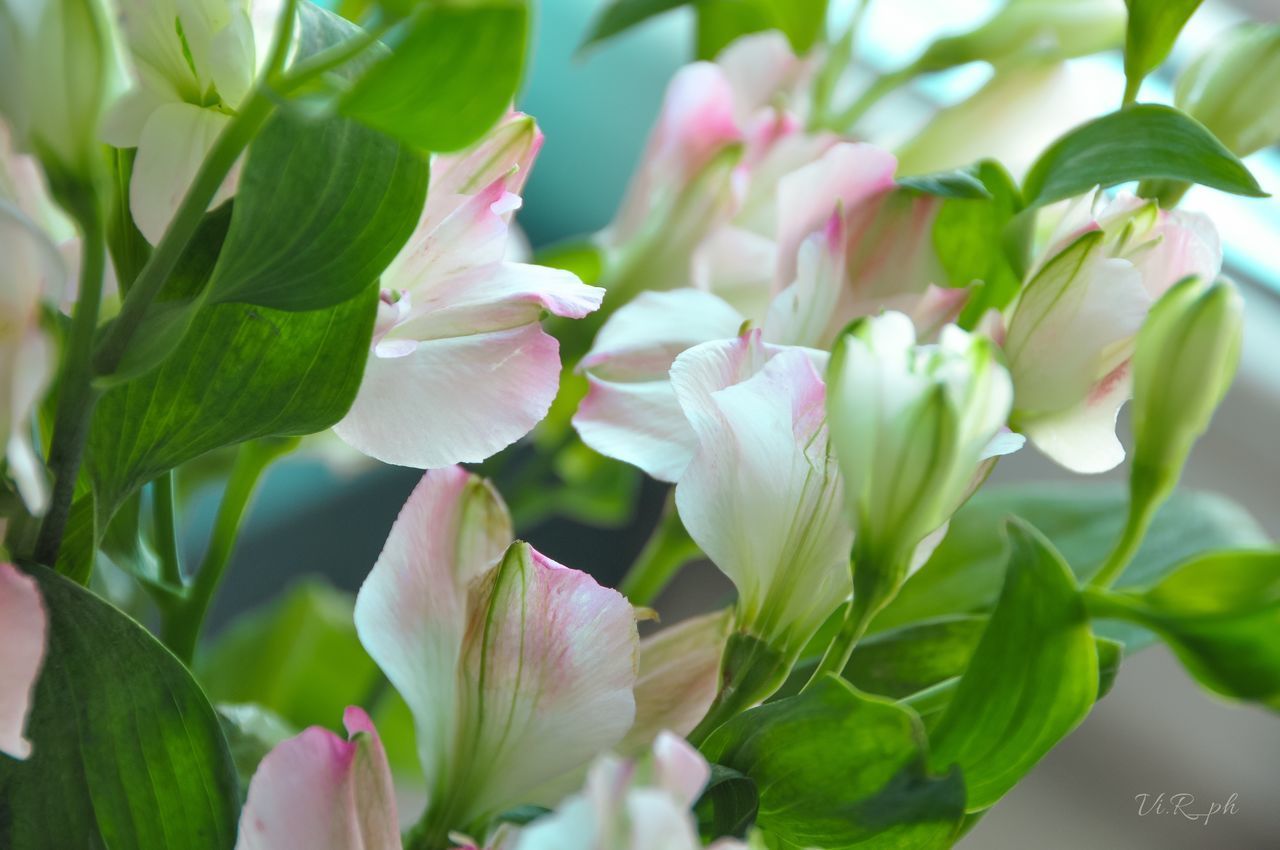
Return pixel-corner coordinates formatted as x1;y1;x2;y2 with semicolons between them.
340;2;529;152
897;168;993;200
86;285;378;522
703;675;965;848
1086;550;1280;708
695;0;827;59
582;0;694;48
873;483;1268;647
1122;0;1204;103
927;522;1098;811
197;580;382;731
0;565;239;849
1022;104;1265;207
205;109;428;311
695;764;760;841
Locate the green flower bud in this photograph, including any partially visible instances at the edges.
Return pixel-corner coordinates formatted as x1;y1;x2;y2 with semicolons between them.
1175;23;1280;158
0;0;128;182
827;311;1015;615
1130;277;1244;507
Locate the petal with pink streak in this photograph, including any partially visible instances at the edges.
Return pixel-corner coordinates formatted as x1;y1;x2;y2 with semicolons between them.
454;543;638;822
388;262;604;344
1136;208;1223;298
1023;360;1133;474
353;467;512;799
236;707;400;850
611;62;741;243
774;142;897;287
575;377;697;484
672;340;851;654
0;563;45;760
384;179;517;292
430;113;543;214
580;289;745;381
651;731;711;808
335;322;566;468
620;610;732;756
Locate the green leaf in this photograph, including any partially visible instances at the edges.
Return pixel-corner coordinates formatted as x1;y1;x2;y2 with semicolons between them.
340;2;529;152
695;764;759;840
694;0;827;60
1086;550;1280;708
775;615;988;702
927;521;1098;810
216;703;297;800
872;483;1268;648
0;565;239;848
897;168;993;200
1022;104;1266;207
86;285;378;518
1122;0;1204;103
927;161;1023;325
197;580;382;731
204;109;428;311
581;0;693;49
703;675;965;848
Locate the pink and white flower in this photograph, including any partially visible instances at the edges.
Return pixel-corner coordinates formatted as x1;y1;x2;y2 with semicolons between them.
0;562;46;760
1005;193;1222;473
334;114;605;468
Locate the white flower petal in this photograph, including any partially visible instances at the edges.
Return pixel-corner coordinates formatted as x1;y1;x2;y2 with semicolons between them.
131;102;233;244
0;563;45;760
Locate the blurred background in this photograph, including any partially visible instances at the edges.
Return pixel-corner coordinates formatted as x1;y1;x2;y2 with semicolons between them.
189;1;1280;846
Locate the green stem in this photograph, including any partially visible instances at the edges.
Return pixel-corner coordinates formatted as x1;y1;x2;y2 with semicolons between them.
1089;491;1159;590
619;498;699;606
92;90;275;379
33;194;106;567
275;17;393;94
809;0;868;131
152;472;182;588
163;439;292;665
830;64;917;132
688;633;791;747
1122;75;1141;108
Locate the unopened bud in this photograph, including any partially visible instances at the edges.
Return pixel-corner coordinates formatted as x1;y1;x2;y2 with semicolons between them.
1176;23;1280;158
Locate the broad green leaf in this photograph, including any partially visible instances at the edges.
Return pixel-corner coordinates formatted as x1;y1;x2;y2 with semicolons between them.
0;565;239;848
1086;550;1280;708
1122;0;1203;103
872;483;1269;648
53;495;97;583
695;764;759;840
197;580;382;731
775;615;988;702
695;0;827;60
581;0;693;49
204;108;428;311
86;284;378;519
1021;104;1265;207
927;521;1098;810
703;675;965;848
928;161;1023;325
340;2;529;152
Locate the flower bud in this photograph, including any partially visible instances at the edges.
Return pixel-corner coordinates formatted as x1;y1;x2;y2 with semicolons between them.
827;312;1013;612
1175;23;1280;158
1130;277;1243;507
0;0;127;181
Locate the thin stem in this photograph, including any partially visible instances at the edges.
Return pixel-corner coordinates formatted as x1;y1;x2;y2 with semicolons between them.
265;0;300;78
275;17;393;94
1122;76;1141;108
830;64;917;133
809;0;869;131
688;633;790;747
34;195;106;567
163;439;293;664
152;472;183;588
1089;492;1159;590
804;596;873;689
619;497;699;606
92;90;275;379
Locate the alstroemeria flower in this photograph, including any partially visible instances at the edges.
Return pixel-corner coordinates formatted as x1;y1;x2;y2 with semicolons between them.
1004;192;1222;473
575;198;964;482
237;706;400;850
104;0;286;242
828;313;1016;597
0;137;64;512
0;562;46;760
513;731;745;850
353;466;638;840
334;114;605;468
